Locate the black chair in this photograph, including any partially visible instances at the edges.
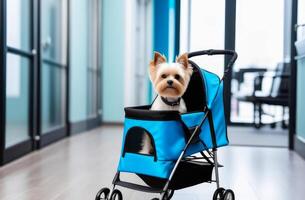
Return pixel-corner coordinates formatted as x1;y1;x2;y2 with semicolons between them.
236;63;290;129
232;67;268;115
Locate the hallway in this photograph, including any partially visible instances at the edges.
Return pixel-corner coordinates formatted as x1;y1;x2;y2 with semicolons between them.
0;126;304;200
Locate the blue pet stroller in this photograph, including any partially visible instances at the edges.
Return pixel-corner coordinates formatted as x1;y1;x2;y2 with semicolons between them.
96;50;238;200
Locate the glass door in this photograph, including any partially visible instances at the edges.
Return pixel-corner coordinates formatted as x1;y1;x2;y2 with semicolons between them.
40;0;68;146
3;0;34;163
230;0;285;124
228;0;288;147
181;0;226;77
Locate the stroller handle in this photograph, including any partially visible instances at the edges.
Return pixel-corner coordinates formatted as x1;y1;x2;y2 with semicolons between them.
188;49;238;77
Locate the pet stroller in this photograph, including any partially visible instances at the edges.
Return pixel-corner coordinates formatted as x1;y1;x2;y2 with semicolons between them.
95;49;238;200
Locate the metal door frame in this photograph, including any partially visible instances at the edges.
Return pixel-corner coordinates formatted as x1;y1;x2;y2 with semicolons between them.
37;0;69;148
0;0;37;164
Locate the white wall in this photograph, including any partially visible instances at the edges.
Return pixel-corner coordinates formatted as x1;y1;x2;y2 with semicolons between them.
101;0;125;122
123;0;153;109
69;0;88;122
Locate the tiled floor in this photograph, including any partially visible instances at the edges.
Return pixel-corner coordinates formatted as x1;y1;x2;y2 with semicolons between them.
0;125;304;200
229;126;288;147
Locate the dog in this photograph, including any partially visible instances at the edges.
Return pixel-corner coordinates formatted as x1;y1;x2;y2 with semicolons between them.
139;52;193;154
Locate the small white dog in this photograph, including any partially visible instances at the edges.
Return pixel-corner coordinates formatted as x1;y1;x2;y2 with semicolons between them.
139;52;193;154
150;52;193;113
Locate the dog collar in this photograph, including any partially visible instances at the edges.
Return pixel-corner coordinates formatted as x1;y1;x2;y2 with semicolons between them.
161;97;181;106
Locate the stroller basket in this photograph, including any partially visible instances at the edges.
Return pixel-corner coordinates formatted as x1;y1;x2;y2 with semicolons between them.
138;160;214;190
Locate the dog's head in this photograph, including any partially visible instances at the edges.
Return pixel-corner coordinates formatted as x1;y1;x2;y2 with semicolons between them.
149;52;193;98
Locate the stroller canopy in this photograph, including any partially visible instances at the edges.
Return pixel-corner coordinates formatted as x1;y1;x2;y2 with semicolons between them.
183;60;222;111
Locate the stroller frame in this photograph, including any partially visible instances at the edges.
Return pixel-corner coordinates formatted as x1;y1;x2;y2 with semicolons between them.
160;109;218;199
96;49;238;200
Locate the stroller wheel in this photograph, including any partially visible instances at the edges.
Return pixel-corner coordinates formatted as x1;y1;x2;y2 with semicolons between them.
95;187;110;200
110;189;123;200
213;187;225;200
223;189;235;200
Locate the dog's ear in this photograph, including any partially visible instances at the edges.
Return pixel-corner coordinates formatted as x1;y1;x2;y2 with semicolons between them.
176;53;193;75
152;51;166;66
176;53;189;69
149;52;166;82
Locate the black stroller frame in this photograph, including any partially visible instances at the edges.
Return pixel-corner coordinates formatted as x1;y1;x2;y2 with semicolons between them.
96;50;238;200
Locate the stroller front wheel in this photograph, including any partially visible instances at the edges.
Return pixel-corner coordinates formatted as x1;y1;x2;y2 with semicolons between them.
110;189;123;200
213;187;225;200
95;187;110;200
223;189;235;200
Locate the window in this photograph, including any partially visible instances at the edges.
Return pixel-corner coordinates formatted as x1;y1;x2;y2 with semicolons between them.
231;0;284;123
186;0;225;77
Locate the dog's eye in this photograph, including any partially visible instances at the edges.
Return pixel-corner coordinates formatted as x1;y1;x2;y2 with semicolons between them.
174;74;180;80
161;74;167;79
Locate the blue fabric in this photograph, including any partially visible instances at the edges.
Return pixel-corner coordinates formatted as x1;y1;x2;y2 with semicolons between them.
182;69;228;151
118;153;174;179
201;69;221;108
201;69;228;147
210;81;229;147
181;112;211;155
118;68;229;179
118;118;186;178
122;118;186;161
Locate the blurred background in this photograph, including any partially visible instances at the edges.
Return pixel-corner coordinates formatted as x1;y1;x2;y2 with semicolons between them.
0;0;305;183
2;0;305;161
0;0;305;198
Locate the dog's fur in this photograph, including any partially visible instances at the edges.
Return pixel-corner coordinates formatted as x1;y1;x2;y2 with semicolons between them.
139;52;193;154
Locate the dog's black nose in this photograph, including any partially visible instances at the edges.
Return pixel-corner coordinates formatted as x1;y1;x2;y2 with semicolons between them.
167;80;173;86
